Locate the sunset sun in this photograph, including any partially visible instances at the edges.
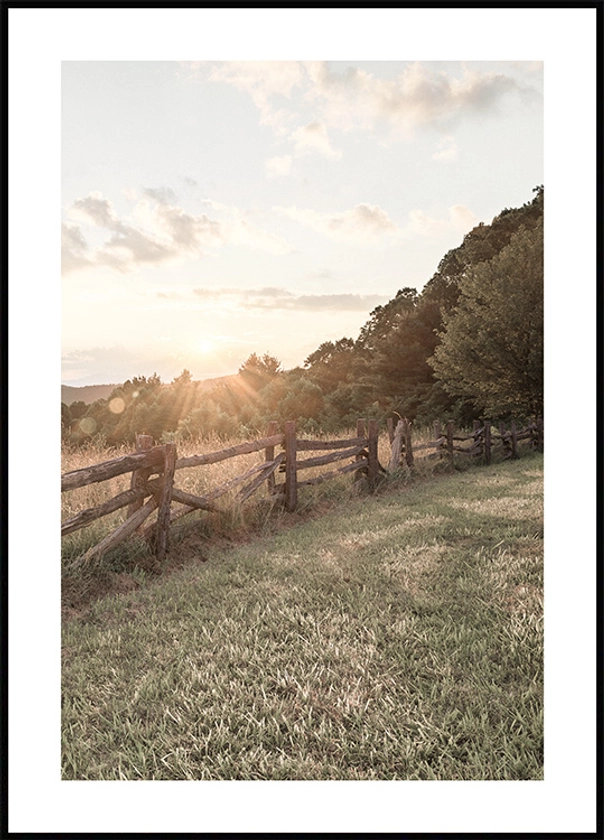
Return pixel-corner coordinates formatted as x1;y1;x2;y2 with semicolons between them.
198;338;215;355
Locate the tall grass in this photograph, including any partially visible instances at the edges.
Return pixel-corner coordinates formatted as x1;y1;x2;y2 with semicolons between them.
61;424;533;608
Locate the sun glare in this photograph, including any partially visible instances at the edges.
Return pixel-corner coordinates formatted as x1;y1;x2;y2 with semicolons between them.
198;338;215;355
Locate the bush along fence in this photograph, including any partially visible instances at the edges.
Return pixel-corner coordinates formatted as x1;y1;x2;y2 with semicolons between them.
61;415;542;567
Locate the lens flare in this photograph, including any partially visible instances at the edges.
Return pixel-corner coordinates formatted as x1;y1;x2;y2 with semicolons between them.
79;417;97;435
109;397;126;414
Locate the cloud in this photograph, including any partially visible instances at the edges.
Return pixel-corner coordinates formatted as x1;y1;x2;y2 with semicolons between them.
192;286;386;312
202;60;540;148
291;121;341;159
274;202;398;242
208;61;304;133
305;61;536;135
265;155;293;179
432;135;458;161
71;192;119;228
62;190;293;274
405;204;478;237
61;223;92;275
143;186;177;204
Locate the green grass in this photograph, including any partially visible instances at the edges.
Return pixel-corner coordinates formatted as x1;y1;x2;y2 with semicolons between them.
62;453;543;780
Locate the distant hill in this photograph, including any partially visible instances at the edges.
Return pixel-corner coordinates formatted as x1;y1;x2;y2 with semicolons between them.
61;374;240;406
61;384;118;405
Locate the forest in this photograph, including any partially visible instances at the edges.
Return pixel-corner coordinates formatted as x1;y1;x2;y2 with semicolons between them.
62;187;543;447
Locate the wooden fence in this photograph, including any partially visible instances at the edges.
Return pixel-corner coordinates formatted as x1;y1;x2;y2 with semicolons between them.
61;420;380;567
61;415;542;567
386;416;543;471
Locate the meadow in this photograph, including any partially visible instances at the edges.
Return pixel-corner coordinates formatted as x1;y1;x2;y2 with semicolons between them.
62;440;543;781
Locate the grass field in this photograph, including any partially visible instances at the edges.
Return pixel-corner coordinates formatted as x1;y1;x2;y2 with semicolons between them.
62;451;543;780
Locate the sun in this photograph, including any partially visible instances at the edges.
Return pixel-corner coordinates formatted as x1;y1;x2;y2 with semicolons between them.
198;338;215;355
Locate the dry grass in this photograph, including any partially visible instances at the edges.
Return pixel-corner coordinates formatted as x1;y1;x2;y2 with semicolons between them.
62;453;544;781
60;424;535;612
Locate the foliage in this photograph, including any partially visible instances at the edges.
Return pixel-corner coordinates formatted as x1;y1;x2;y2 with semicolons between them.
429;218;543;417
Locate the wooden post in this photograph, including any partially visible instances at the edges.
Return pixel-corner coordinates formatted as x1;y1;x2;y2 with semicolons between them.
446;421;455;467
483;418;492;465
536;416;544;451
284;421;297;512
367;419;379;491
127;434;154;523
388;419;404;473
434;420;441;440
265;420;279;495
155;443;176;565
386;417;394;445
510;419;518;459
403;418;414;468
472;420;483;457
355;418;367;486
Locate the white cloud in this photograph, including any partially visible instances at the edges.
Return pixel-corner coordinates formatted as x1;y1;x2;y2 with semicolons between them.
201;60;538;169
265;155;293;179
406;204;478;237
306;61;535;136
208;61;304;133
63;190;294;274
291;121;341;159
432;135;458;161
274;202;398;243
143;186;177;205
61;222;92;275
192;286;386;312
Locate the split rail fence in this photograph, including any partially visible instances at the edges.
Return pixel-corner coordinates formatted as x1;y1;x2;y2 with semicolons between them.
386;416;543;471
61;419;379;567
61;415;542;567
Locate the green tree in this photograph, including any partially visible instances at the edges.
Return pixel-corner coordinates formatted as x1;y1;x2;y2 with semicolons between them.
429;219;543;418
303;338;356;392
238;353;281;390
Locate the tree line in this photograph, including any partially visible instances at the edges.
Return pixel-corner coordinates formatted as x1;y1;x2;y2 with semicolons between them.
62;186;543;447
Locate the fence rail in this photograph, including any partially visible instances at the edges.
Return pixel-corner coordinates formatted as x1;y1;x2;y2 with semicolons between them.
62;415;542;567
387;416;543;471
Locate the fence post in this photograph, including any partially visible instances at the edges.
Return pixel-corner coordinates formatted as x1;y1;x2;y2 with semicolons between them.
388;419;404;473
367;419;379;490
284;421;297;512
483;418;492;465
386;417;395;445
404;418;414;468
473;420;483;457
128;434;154;524
265;420;279;495
355;418;367;487
446;421;455;467
155;443;176;566
536;416;544;451
510;419;518;459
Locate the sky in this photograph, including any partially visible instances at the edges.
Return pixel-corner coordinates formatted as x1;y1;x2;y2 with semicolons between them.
61;59;543;386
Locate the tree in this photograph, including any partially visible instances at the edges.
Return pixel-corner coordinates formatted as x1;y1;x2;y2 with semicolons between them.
429;218;543;418
238;353;281;392
304;338;356;392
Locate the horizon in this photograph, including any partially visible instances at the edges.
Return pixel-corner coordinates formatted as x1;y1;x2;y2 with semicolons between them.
62;60;543;387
